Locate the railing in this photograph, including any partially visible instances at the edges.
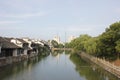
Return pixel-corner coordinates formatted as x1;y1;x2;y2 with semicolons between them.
79;52;120;78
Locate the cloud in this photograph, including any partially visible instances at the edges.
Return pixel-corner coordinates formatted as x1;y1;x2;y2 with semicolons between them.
115;8;120;14
0;12;47;19
46;24;103;32
0;21;21;25
66;25;94;32
4;0;46;11
67;27;92;32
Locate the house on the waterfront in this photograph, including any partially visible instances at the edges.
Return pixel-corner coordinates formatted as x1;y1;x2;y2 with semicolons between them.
17;38;29;55
40;40;50;49
22;38;39;56
0;37;48;58
31;39;44;46
0;37;22;57
22;38;32;49
5;37;31;56
0;36;50;67
28;39;45;54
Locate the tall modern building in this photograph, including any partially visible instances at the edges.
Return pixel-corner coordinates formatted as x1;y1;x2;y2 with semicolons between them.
53;36;60;44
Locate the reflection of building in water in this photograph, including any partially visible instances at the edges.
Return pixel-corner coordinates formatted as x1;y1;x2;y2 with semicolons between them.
28;63;32;73
68;36;76;42
24;61;28;68
53;36;60;44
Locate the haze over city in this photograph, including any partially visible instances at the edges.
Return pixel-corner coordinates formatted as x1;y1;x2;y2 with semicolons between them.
0;0;120;41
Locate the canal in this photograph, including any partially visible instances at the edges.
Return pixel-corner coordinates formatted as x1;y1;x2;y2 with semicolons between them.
0;52;119;80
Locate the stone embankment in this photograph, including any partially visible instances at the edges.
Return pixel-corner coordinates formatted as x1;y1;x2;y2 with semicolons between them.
78;52;120;78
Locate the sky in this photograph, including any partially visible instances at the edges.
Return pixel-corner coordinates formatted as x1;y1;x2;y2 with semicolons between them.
0;0;120;42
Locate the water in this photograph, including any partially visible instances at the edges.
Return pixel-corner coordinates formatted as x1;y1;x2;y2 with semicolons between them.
0;52;119;80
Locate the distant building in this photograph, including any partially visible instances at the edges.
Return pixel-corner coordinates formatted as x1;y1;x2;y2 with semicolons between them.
53;36;60;44
68;36;76;42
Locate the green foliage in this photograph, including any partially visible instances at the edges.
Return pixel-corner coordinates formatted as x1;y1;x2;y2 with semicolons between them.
38;45;50;56
64;43;72;48
51;40;64;48
115;39;120;53
58;43;64;48
67;21;120;58
84;38;98;55
68;34;91;52
98;22;120;57
51;40;59;48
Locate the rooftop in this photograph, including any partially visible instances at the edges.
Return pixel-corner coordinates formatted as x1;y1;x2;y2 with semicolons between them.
0;37;21;49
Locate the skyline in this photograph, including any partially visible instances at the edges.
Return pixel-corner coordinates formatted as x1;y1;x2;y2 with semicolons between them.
0;0;120;41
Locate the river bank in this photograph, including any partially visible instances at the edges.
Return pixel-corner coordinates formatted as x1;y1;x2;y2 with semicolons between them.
78;52;120;79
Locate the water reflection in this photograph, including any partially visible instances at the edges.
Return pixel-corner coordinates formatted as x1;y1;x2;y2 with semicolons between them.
51;50;64;57
70;54;119;80
0;52;119;80
0;56;44;80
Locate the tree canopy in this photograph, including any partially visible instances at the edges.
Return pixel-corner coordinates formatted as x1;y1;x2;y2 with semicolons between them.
67;21;120;59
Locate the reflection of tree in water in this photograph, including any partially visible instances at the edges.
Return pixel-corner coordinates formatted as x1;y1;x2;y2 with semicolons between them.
70;54;119;80
51;50;64;57
51;51;58;57
65;50;72;54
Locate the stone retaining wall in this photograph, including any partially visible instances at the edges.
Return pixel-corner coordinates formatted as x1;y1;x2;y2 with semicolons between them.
79;52;120;78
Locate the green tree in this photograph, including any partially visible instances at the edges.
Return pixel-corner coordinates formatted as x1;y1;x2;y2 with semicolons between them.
84;37;99;55
51;40;59;48
58;43;64;48
115;39;120;54
66;21;120;59
69;34;91;52
99;22;120;57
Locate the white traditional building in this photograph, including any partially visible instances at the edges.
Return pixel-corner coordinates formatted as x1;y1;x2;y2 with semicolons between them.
22;38;32;49
10;38;23;47
31;39;44;46
17;38;29;55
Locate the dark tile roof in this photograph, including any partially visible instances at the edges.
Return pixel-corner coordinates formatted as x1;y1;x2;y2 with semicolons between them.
4;37;14;42
17;38;28;43
1;42;21;49
0;37;5;42
0;37;21;49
